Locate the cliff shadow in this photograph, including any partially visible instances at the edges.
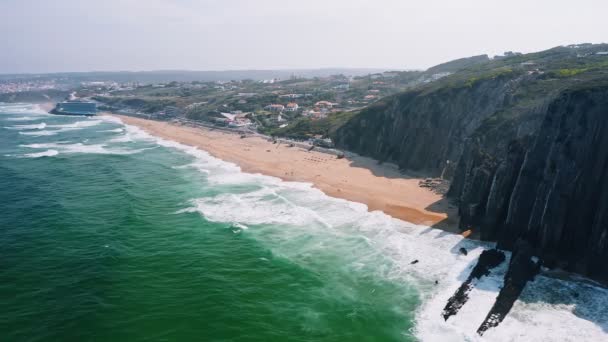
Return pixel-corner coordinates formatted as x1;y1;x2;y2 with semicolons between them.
343;153;416;179
419;194;503;272
424;196;462;234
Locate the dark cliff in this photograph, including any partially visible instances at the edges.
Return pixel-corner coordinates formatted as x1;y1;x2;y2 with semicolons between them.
334;72;524;177
334;44;608;280
453;85;608;280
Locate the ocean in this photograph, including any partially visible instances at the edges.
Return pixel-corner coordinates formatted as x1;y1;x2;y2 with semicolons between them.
1;103;607;341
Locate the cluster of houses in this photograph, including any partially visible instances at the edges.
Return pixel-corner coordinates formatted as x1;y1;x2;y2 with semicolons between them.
264;103;299;112
302;101;339;119
263;100;343;120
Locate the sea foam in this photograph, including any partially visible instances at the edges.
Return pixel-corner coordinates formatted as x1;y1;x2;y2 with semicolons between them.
18;130;58;136
20;142;146;155
23;149;59;158
6;122;47;130
47;120;102;129
0;103;48;114
110;118;608;341
5;116;42;122
13;120;104;137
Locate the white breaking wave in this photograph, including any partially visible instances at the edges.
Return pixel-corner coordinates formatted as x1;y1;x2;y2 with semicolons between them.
114;119;608;341
99;128;124;133
18;130;58;136
47;120;102;129
23;149;59;158
184;170;608;342
5;116;42;122
20;142;146;155
0;103;48;114
98;115;124;125
5;122;47;130
13;120;103;137
106;124;156;144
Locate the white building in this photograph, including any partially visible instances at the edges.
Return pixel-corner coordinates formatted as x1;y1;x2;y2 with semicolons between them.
285;103;299;112
265;104;285;112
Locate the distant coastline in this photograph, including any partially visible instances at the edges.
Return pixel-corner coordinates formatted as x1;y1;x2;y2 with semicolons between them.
109;114;461;233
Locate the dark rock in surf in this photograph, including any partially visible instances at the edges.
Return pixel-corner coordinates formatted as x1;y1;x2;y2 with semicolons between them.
477;239;542;335
459;247;468;256
442;249;505;321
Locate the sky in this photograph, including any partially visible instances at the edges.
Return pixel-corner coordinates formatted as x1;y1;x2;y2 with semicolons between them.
1;0;607;73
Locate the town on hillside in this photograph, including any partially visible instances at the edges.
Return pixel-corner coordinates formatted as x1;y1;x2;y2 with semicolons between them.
1;69;446;145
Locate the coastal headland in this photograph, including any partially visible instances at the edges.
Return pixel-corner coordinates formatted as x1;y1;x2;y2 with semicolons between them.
110;114;460;232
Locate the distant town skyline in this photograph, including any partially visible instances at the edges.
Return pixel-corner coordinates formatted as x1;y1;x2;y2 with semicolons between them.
1;0;606;73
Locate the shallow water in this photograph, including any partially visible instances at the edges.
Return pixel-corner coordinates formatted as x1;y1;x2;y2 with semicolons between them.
1;103;607;341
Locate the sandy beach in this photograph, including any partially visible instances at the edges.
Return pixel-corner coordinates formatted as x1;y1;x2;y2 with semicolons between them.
110;114;460;231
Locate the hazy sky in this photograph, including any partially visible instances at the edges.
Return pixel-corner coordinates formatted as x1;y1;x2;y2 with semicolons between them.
1;0;607;73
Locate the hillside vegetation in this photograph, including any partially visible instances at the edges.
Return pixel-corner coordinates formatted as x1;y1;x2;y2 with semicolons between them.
334;43;608;281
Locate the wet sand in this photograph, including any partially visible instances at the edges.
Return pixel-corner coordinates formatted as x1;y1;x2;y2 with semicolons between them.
110;114;460;231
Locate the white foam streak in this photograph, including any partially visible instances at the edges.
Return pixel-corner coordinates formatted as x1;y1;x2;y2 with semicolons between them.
11;119;104;137
106;123;157;144
97;118;608;341
20;142;145;155
23;149;59;158
19;130;58;136
47;120;102;129
100;128;124;133
0;103;48;114
5;116;41;121
6;122;47;130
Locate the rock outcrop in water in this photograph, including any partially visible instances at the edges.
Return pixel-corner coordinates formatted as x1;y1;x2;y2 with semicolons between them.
442;249;505;320
477;240;542;335
334;44;608;282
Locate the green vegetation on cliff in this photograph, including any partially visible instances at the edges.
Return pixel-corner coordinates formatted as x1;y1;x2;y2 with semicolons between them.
265;111;357;139
332;43;608;281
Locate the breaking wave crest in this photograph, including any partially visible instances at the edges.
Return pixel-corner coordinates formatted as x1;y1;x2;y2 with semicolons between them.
19;130;58;136
6;122;47;130
0;103;48;114
20;142;146;155
47;120;103;129
23;149;59;158
10;119;104;136
5;116;43;122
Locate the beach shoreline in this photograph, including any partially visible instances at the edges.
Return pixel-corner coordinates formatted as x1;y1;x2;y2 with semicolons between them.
109;114;461;233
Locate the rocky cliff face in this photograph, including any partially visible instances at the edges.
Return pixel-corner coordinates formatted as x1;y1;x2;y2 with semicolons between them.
452;86;608;280
334;73;525;177
334;44;608;280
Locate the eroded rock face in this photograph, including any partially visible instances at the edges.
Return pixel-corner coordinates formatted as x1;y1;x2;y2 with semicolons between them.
477;240;541;335
451;87;608;281
334;48;608;281
334;75;522;178
332;46;608;334
442;249;506;321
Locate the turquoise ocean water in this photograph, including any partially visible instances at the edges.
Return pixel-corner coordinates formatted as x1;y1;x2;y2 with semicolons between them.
1;103;607;341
